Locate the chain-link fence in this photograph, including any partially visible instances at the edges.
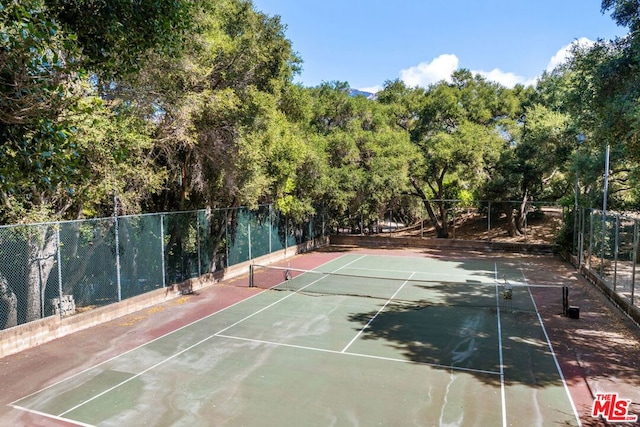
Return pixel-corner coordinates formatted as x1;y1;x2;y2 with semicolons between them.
333;200;562;240
0;205;325;330
573;207;639;310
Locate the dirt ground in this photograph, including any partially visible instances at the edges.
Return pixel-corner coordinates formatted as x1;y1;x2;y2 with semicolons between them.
395;206;565;244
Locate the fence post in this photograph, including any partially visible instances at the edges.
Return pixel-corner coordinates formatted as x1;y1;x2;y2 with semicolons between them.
633;220;638;306
197;211;202;277
160;214;166;288
572;206;578;255
269;204;273;254
225;210;229;269
452;204;457;239
600;212;606;277
322;213;326;238
613;215;620;291
56;225;63;319
588;211;594;270
114;195;122;302
577;208;583;267
487;202;491;234
248;222;252;260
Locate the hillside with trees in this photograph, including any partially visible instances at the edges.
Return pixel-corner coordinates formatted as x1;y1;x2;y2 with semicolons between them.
2;0;639;248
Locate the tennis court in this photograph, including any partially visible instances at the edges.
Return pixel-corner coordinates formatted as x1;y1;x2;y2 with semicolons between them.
9;252;579;426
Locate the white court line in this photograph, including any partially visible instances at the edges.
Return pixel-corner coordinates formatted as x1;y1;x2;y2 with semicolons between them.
341;272;416;353
14;254;368;419
340;265;496;282
9;254;357;408
520;268;582;427
343;265;564;288
9;407;94;427
494;263;508;427
215;333;501;376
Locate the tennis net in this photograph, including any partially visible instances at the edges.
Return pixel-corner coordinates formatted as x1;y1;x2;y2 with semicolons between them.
248;264;568;313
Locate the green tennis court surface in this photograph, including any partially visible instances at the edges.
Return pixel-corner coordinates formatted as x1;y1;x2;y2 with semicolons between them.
11;254;579;426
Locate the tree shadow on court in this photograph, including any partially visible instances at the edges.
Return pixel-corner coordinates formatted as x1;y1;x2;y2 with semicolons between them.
463;254;639;387
348;297;562;388
346;255;640;393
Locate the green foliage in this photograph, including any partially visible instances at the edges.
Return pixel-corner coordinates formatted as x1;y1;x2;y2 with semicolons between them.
5;0;640;244
559;31;640;210
293;82;420;228
0;0;85;222
602;0;640;32
481;104;572;203
44;0;193;79
129;0;303;214
72;97;166;217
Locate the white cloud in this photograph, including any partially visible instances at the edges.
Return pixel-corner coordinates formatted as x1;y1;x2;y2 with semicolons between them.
475;68;536;88
399;54;533;89
396;38;597;91
400;54;459;87
546;37;595;72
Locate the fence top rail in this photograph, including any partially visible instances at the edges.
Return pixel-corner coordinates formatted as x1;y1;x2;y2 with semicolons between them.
0;204;281;230
0;201;568;231
581;207;640;222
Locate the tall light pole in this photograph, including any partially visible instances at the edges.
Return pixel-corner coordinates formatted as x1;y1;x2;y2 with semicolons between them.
574;134;584;255
603;144;610;216
601;143;611;274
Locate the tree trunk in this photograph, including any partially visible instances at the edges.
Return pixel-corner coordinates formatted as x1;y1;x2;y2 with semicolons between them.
62;222;110;294
24;226;58;322
410;178;449;238
0;273;18;329
207;208;234;273
502;202;518;237
435;198;449;238
516;192;529;234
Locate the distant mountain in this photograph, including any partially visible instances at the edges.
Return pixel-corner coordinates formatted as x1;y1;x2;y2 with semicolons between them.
349;89;377;100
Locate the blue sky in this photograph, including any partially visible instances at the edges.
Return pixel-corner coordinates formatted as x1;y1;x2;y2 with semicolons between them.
251;0;628;92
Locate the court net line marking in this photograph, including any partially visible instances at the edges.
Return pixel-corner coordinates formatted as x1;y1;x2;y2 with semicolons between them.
271;264;565;288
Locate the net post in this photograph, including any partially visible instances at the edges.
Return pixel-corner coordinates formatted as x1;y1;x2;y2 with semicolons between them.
249;264;254;288
562;286;569;316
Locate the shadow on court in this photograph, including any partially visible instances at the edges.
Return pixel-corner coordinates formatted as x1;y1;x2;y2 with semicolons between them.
347;291;563;388
349;254;562;388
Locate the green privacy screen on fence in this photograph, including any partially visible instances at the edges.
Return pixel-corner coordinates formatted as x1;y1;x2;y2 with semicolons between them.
0;205;324;330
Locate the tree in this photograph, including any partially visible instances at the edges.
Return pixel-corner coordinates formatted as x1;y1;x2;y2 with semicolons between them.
292;82;420;233
387;71;517;238
109;0;304;268
44;0;193;80
560;32;640;210
481;104;572;236
134;0;300;210
0;0;84;222
0;0;177;324
602;0;640;33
